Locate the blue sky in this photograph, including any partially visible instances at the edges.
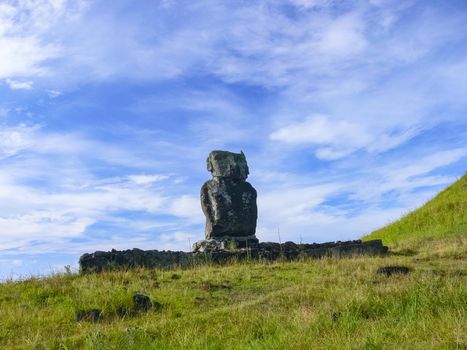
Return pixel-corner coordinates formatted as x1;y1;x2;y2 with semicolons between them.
1;0;466;279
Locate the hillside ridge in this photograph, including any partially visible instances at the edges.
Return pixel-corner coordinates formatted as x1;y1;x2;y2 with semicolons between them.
363;173;467;246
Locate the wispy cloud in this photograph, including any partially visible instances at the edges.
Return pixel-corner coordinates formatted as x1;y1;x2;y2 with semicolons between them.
0;121;204;255
270;114;420;160
4;79;33;90
128;174;170;185
257;147;466;242
0;124;38;159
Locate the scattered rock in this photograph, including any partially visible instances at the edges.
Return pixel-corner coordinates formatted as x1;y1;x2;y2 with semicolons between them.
171;273;181;280
115;306;131;318
75;309;101;322
152;301;163;311
331;312;341;322
133;294;152;312
377;266;411;276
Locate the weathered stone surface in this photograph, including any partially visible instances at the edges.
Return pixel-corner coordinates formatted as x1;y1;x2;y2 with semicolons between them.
207;150;249;179
79;248;195;273
79;239;388;273
201;150;257;240
133;294;152;311
192;235;259;252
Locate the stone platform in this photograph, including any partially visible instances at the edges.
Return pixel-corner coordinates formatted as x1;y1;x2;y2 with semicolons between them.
79;239;388;273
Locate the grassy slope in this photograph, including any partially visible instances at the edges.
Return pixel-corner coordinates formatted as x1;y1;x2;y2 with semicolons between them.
0;243;466;349
363;173;467;247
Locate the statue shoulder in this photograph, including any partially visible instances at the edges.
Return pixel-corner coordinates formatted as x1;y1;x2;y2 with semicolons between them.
243;181;257;192
201;179;216;194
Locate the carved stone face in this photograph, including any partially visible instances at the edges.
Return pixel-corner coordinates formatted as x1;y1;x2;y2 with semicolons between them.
206;150;249;180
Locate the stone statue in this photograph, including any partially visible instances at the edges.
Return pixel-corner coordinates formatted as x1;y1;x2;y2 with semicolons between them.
195;150;258;251
79;149;389;269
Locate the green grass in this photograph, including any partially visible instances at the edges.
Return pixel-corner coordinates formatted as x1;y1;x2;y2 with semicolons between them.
363;173;467;248
1;174;466;349
1;240;466;349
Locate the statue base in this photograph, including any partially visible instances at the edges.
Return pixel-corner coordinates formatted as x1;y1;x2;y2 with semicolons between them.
192;235;259;252
79;239;389;273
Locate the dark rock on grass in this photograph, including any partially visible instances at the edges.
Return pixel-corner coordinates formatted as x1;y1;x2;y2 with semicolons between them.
171;273;181;280
133;294;152;311
377;265;411;276
75;309;101;322
331;312;341;322
152;301;163;311
115;306;132;318
116;300;162;318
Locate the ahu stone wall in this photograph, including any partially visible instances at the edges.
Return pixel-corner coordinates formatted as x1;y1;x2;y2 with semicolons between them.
79;239;388;273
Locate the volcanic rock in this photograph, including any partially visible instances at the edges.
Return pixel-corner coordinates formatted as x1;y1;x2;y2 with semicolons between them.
200;150;257;241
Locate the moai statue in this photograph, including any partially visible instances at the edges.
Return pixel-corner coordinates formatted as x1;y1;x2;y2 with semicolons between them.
195;150;258;251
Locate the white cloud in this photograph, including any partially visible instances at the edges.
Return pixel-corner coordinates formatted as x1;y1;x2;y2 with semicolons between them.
128;174;170;185
256;146;466;243
269;114;419;160
0;124;38;159
270;114;370;145
47;89;62;97
4;78;33;90
157;230;199;251
0;123;164;169
289;0;334;9
0;176;200;252
0;0;86;80
0;123;205;254
168;195;203;224
0;0;464;102
316;13;367;56
0;23;59;79
0;259;23;267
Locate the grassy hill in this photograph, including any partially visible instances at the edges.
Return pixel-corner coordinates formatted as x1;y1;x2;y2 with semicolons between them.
363;173;467;247
1;245;466;349
0;175;466;349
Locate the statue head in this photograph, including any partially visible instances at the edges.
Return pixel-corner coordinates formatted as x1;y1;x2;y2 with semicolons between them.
206;150;249;180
